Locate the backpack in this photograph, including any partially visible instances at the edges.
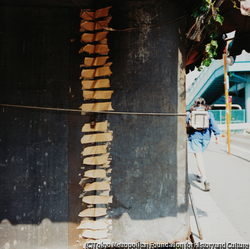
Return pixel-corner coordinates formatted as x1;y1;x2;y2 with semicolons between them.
188;108;210;130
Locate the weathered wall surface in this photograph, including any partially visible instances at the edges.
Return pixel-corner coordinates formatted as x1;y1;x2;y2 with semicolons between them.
0;0;189;248
0;5;85;249
106;0;189;243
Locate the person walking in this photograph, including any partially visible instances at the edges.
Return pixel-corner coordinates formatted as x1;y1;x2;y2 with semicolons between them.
186;97;220;191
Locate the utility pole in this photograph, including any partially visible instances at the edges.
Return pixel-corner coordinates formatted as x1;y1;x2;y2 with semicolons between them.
223;53;231;155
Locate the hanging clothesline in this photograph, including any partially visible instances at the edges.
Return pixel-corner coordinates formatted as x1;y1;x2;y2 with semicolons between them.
0;104;187;116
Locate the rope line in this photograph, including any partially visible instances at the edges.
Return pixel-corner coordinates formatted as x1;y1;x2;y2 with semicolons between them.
71;0;82;8
0;104;187;116
81;14;189;32
102;14;189;32
76;0;188;33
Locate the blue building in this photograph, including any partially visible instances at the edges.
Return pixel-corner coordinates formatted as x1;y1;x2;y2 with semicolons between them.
186;51;250;125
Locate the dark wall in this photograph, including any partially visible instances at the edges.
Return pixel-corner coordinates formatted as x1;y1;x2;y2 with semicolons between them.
0;5;86;248
105;0;189;242
0;0;190;247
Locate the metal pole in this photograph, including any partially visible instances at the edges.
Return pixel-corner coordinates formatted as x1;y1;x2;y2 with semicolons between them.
223;53;231;155
229;96;232;125
188;183;203;240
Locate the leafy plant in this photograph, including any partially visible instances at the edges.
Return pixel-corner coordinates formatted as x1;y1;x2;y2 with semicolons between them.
192;0;224;70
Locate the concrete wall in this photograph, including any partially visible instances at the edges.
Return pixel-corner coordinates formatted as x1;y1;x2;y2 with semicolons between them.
0;5;84;249
106;1;189;243
0;1;190;247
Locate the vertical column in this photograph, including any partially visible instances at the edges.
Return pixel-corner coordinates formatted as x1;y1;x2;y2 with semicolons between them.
73;0;190;245
245;74;250;123
106;0;189;243
77;6;114;248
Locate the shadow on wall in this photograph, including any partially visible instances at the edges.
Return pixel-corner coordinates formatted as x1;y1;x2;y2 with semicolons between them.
0;109;69;225
0;5;85;226
106;0;188;221
0;1;190;246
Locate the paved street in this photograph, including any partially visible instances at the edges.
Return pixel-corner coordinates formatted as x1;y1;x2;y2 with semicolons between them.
188;132;250;244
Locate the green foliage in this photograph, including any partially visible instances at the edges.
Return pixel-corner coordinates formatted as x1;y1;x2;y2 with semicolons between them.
210;30;218;40
203;57;212;67
215;14;224;25
192;0;212;18
191;0;224;68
